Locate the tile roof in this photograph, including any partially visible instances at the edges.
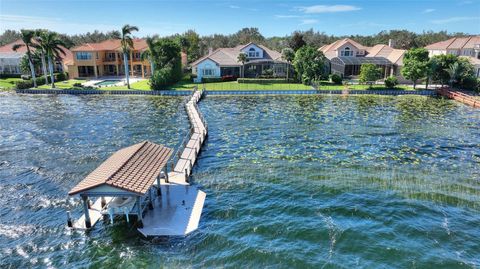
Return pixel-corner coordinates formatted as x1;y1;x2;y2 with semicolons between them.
70;38;148;52
191;43;284;67
425;36;480;50
69;141;172;196
366;44;405;65
0;39;73;64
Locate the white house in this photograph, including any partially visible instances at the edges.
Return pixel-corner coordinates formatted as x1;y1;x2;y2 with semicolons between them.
191;43;289;82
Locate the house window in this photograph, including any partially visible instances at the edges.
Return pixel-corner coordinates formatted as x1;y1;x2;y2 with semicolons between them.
106;52;116;61
341;47;353;57
135;52;141;60
76;52;92;60
203;69;215;76
248;47;256;58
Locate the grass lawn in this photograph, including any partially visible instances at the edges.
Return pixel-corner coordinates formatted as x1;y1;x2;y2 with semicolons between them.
172;80;313;91
38;79;86;90
0;78;22;90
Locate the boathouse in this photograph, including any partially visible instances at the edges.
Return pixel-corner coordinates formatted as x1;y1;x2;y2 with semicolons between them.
68;141;173;229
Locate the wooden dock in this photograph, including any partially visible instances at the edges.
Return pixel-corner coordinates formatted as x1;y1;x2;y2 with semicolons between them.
72;197;113;230
437;87;480;108
139;88;208;236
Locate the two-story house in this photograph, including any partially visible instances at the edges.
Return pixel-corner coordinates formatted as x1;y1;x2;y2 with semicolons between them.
67;39;151;78
425;36;480;77
319;38;406;82
191;43;290;82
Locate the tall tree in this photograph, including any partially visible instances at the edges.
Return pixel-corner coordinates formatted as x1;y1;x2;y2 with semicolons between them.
289;32;306;51
0;30;21;46
445;62;461;88
36;31;66;88
281;48;295;81
401;48;430;89
293;46;327;85
141;36;157;75
33;29;50;84
183;30;201;62
13;29;38;87
120;24;139;89
237;52;247;78
430;54;458;86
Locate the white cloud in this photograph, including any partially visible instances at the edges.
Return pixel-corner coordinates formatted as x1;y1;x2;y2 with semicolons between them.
275;15;302;19
431;16;479;24
229;5;240;9
300;19;319;25
298;5;361;14
422;8;435;13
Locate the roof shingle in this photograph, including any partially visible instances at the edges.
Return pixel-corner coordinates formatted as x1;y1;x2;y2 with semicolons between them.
68;141;172;196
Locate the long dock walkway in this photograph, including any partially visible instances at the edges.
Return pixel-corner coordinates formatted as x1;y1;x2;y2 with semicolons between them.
138;88;208;236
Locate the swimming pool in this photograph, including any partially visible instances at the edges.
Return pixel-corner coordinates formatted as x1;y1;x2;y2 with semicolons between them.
94;79;121;86
0;93;479;268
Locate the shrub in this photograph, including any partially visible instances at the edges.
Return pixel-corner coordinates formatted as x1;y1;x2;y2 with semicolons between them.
237;78;288;84
384;76;398;88
202;77;223;83
460;76;478;91
21;75;31;80
150;67;174;90
189;74;197;81
221;75;236;82
260;68;274;78
73;83;83;87
359;63;382;86
329;74;342;84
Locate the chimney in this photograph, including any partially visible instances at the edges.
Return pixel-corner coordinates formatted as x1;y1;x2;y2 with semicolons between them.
208;47;213;55
388;39;394;48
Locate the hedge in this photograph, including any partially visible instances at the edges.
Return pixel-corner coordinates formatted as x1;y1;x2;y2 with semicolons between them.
202;77;223;83
15;72;68;89
237;78;288;84
0;74;21;79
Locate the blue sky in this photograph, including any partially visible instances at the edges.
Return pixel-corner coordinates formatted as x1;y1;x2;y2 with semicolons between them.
1;0;479;37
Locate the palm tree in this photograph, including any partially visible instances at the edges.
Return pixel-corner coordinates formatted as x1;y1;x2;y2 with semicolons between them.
120;24;139;89
33;30;49;85
237;52;247;78
37;31;66;88
13;29;37;87
281;48;295;81
141;36;156;76
445;62;460;88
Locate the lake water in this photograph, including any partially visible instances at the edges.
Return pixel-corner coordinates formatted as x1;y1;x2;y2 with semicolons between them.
0;92;479;268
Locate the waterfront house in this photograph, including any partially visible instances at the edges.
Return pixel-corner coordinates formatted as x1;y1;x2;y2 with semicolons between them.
0;39;72;75
68;39;152;78
319;38;406;81
190;42;290;82
425;36;480;77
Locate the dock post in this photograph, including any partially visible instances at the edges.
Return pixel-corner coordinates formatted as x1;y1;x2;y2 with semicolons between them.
101;197;106;208
156;175;162;195
165;167;169;183
66;211;72;227
148;188;154;210
185;168;189;183
82;195;91;229
136;196;143;228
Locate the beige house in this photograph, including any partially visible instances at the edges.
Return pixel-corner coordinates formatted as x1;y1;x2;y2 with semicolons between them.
319;38;407;81
68;39;152;78
425;36;480;77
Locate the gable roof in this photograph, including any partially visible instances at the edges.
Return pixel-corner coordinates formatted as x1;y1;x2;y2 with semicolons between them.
425;36;480;50
68;141;172;196
70;38;148;52
191;43;284;67
0;39;73;64
366;44;405;65
319;38;366;58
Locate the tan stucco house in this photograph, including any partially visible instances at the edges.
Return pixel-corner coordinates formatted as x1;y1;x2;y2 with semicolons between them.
68;39;152;78
319;38;406;81
425;36;480;77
